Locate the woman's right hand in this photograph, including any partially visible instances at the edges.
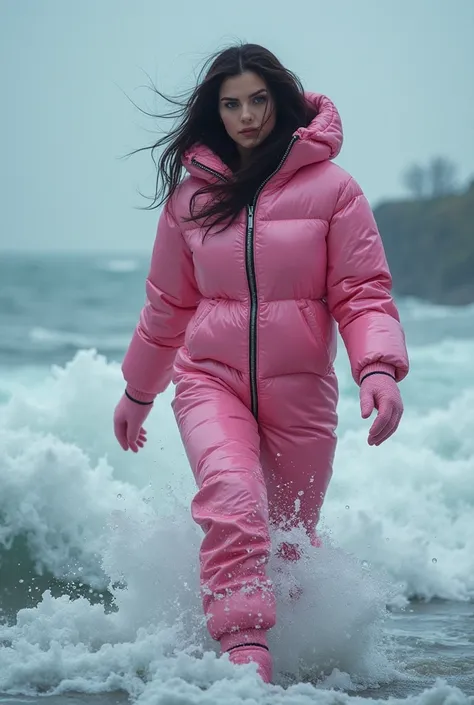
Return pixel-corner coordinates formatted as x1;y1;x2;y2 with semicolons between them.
113;392;153;452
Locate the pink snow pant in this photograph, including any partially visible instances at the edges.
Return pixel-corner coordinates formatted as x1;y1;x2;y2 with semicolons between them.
171;354;338;646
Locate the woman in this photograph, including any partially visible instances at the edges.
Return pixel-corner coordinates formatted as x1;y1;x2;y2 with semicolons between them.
113;43;409;683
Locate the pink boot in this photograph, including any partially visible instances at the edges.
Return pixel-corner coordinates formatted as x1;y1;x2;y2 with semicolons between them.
227;645;273;683
221;631;272;683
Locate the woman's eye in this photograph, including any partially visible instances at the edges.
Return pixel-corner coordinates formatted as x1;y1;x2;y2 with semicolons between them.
253;95;267;104
225;101;238;109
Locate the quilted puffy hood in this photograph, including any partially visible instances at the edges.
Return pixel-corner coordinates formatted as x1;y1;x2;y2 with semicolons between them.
182;92;343;181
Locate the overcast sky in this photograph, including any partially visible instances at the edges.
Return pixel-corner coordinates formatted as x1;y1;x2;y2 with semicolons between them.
1;0;473;252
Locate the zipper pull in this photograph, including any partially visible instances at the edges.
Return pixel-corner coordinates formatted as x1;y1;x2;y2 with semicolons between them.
248;206;254;228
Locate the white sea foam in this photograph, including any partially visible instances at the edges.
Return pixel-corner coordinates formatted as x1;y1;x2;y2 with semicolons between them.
0;316;472;699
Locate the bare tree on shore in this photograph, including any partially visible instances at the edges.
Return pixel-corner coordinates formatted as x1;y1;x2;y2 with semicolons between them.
403;157;458;199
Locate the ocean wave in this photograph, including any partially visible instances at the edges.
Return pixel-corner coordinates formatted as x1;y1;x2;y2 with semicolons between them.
399;297;474;320
0;349;473;604
96;259;141;273
0;349;473;698
26;327;130;353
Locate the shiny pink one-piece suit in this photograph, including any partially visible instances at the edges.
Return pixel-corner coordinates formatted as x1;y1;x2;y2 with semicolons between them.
121;93;409;647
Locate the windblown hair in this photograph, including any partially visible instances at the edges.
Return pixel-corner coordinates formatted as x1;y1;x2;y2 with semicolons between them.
134;42;316;232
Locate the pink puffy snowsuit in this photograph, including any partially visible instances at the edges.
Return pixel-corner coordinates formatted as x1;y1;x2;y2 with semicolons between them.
122;93;409;646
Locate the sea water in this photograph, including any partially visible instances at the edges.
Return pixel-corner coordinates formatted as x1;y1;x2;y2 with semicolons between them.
0;254;473;703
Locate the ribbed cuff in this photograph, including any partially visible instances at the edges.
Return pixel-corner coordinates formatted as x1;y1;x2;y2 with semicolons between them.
125;385;156;404
359;363;396;386
220;629;268;653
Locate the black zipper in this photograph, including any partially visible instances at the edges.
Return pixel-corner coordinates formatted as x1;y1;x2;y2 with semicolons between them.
245;135;299;418
192;136;299;419
191;158;227;182
245;203;258;416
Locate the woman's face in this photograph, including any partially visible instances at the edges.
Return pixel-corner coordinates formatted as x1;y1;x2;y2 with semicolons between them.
218;71;276;155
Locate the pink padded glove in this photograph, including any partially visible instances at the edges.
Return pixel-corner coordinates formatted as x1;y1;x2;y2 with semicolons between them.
359;364;403;446
113;388;154;453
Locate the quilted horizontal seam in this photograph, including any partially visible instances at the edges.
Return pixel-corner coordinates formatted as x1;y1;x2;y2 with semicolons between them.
257;217;329;224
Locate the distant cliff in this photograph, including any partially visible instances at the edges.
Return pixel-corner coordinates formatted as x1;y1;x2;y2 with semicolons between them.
374;180;474;305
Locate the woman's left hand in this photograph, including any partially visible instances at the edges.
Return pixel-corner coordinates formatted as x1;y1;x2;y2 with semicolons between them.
360;373;404;446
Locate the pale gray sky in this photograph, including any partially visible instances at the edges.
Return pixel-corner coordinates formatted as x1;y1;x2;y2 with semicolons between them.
1;0;473;252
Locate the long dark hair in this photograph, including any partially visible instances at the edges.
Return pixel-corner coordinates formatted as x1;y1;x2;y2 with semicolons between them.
134;43;316;232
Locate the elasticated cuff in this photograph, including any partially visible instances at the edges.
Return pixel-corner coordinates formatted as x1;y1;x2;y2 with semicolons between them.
125;385;156;404
359;363;396;386
220;629;268;653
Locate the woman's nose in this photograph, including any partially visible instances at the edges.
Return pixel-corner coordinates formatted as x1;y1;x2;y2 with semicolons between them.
240;103;253;123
